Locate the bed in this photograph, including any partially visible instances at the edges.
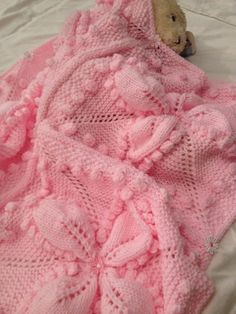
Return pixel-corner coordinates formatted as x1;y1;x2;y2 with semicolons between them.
0;0;236;313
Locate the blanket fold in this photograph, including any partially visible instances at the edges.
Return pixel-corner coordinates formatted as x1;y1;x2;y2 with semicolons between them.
1;0;236;313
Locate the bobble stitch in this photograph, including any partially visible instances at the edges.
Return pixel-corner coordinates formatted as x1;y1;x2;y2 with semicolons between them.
138;158;153;172
31;84;42;98
126;260;139;270
136;272;146;284
5;202;17;213
136;199;150;213
159;188;169;203
20;218;31;231
150;56;162;69
19;78;28;89
170;130;182;144
6;116;16;126
84;79;98;93
43;241;53;252
96;228;107;244
150;240;159;254
151;151;163;162
46;58;54;67
116;98;126;109
120;187;134;201
28;226;36;238
38;189;50;198
125;269;137;280
137;62;148;74
111;89;120;101
55;161;68;172
34;233;44;247
72;91;85;104
133;177;149;193
123;6;132;18
65;262;79;276
110;54;123;71
127;57;137;65
22;151;32;161
138;254;150;266
55;264;66;276
208;88;219;98
83;133;96;147
112;168;127;184
59;123;77;136
71;164;83;176
44;270;57;282
160;140;174;154
90;168;103;180
104;77;114;89
217;136;233;150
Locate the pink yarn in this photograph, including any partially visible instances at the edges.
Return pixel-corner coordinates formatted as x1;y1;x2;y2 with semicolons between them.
1;0;236;313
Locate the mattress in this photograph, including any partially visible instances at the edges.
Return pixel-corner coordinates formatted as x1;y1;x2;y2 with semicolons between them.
0;0;236;313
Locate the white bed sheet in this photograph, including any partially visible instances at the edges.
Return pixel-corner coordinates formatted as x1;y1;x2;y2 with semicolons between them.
1;0;236;313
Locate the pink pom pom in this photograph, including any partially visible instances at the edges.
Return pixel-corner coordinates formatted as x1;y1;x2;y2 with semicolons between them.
151;151;163;162
110;89;120;101
28;226;36;238
66;262;79;276
150;240;159;254
5;202;17;213
110;54;123;71
84;80;98;93
116;98;126;109
60;123;77;136
208;88;219;98
19;78;28;89
96;228;107;244
138;159;153;172
38;189;50;197
160;140;174;154
104;77;114;89
170;130;182;144
120;187;133;201
112;168;126;183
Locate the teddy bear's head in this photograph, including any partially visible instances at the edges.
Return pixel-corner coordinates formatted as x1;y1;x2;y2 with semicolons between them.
152;0;189;54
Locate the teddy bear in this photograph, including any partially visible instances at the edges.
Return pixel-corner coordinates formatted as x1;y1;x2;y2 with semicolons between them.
152;0;196;57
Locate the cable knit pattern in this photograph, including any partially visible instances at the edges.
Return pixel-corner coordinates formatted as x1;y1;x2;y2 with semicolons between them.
1;0;236;313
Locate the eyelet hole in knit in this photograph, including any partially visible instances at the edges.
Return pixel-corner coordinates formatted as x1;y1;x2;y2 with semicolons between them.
62;168;99;224
57;278;93;304
144;91;164;112
60;221;91;259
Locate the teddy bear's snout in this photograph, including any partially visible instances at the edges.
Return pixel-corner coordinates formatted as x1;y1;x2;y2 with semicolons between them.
175;36;181;45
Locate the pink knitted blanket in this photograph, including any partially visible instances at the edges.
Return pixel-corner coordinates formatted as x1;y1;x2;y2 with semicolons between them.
1;0;236;313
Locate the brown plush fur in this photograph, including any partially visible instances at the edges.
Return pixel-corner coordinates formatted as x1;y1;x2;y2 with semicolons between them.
152;0;188;54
